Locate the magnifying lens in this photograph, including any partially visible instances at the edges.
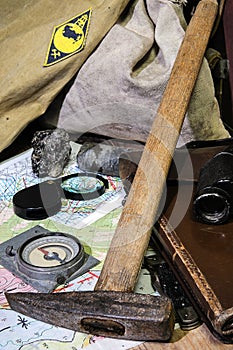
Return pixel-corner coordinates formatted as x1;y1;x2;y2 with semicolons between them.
61;173;109;200
13;172;109;220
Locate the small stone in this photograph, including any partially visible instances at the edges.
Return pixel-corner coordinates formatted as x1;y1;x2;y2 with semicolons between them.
31;129;71;178
76;140;144;177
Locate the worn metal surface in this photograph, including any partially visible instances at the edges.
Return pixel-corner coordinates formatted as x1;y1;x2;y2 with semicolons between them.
5;0;218;342
6;291;174;341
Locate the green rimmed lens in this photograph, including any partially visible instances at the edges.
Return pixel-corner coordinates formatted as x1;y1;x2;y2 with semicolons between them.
61;176;104;194
61;173;109;200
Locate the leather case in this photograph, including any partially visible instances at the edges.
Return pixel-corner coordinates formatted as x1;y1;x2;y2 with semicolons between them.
155;140;233;344
119;138;233;343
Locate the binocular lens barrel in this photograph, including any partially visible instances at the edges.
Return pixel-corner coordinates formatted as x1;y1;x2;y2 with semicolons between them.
193;187;231;224
193;146;233;224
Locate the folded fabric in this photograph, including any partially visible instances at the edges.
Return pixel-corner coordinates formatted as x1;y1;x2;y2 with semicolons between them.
0;0;131;152
58;0;230;147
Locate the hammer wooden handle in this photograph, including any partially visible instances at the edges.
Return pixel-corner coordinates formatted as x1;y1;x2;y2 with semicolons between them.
95;0;218;292
5;0;218;341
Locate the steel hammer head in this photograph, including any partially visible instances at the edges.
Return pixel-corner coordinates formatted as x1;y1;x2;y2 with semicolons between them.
6;291;174;341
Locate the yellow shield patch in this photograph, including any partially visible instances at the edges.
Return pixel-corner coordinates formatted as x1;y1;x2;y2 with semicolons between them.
44;8;92;67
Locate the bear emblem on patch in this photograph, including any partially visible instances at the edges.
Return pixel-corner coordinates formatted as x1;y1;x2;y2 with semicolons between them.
44;8;91;67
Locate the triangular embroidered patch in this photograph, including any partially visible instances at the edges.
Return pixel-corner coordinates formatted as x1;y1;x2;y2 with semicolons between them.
44;8;91;67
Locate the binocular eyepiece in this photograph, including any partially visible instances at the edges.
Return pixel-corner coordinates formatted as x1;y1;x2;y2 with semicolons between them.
193;145;233;224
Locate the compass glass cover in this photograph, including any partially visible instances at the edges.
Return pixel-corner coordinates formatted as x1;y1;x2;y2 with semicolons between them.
20;234;81;268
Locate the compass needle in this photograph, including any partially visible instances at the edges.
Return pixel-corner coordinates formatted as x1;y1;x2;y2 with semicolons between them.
38;247;49;255
38;247;65;264
5;0;219;340
0;226;99;292
21;233;84;270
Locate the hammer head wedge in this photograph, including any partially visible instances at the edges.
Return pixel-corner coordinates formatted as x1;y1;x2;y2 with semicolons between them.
6;291;174;341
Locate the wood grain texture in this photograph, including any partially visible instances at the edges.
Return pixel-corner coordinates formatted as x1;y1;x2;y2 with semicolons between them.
95;0;218;293
131;325;232;350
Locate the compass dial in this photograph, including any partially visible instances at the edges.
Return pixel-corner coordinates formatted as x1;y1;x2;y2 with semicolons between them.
19;233;83;268
0;226;99;292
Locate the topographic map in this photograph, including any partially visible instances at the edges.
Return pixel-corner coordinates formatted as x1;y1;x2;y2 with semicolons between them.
0;143;150;350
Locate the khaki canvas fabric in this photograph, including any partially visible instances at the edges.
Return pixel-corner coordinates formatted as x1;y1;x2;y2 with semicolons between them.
0;0;131;152
58;0;230;147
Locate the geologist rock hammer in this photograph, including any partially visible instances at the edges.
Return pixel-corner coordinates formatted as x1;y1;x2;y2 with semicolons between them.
6;0;218;341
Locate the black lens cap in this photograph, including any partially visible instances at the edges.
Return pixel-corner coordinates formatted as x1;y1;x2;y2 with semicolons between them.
13;173;109;220
13;180;62;220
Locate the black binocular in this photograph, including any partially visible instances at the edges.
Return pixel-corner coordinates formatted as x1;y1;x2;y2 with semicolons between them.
193;145;233;224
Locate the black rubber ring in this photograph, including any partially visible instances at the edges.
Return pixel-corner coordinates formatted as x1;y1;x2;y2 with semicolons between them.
61;172;109;201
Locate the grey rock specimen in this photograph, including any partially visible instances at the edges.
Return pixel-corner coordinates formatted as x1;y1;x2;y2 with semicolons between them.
31;129;71;177
77;140;144;177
